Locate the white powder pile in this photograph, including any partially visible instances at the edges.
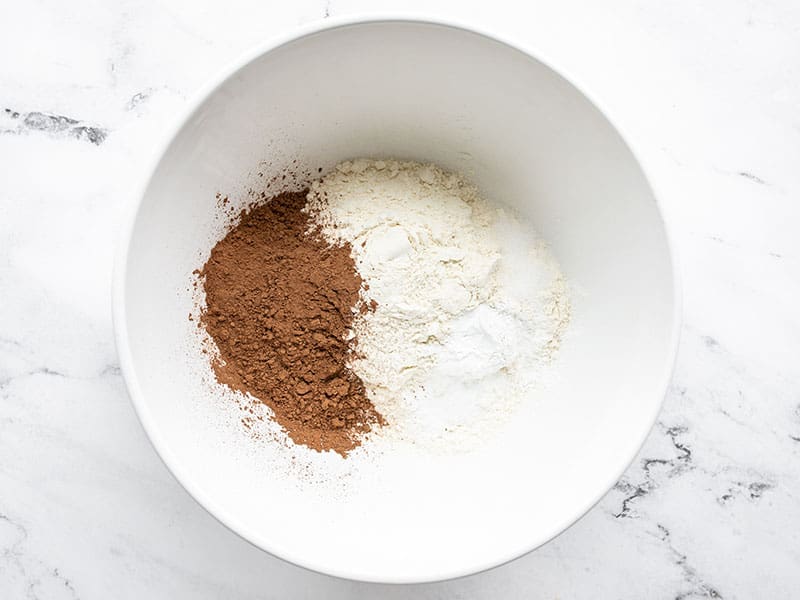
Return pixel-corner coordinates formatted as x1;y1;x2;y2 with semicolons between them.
305;159;570;450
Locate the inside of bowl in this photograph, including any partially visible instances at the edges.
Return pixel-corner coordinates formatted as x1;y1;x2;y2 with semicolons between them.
121;20;677;582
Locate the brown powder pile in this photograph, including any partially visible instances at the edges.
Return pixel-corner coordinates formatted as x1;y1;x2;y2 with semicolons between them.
199;190;383;455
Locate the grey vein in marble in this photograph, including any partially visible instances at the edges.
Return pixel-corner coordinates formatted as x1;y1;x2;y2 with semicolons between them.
125;89;156;111
737;171;768;185
613;421;693;519
1;109;107;145
0;511;80;599
717;480;774;506
655;524;723;600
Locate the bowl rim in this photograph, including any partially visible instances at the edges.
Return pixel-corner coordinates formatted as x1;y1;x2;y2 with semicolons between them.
112;14;683;585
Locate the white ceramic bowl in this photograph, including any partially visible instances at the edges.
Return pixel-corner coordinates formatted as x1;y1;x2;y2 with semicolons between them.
114;17;680;584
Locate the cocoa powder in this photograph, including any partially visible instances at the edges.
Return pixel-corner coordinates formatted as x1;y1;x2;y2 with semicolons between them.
199;190;383;455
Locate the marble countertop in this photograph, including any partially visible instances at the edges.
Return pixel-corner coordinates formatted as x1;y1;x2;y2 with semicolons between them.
1;1;798;597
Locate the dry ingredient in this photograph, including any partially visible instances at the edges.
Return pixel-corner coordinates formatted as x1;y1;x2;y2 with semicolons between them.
306;160;570;448
199;190;383;455
198;159;571;456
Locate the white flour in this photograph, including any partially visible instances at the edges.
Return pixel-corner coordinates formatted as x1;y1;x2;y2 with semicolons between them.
305;159;570;450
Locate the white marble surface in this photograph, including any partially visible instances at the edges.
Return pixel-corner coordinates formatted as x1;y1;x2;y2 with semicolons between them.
1;0;798;597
